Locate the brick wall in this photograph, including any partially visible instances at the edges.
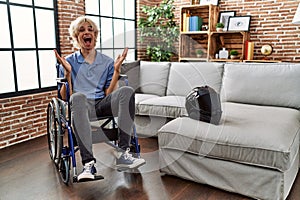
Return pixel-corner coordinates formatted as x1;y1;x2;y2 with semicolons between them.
1;0;299;149
137;0;300;62
0;91;57;148
219;0;300;62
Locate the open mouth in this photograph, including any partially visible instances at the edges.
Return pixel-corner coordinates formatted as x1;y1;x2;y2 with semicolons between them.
83;37;92;43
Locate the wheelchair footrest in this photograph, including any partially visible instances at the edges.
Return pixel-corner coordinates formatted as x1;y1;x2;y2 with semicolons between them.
76;174;104;183
117;162;145;172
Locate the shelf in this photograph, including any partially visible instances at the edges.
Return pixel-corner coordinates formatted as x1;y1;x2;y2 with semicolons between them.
181;4;211;9
209;32;249;60
243;59;282;63
210;31;249;35
208;59;282;63
180;34;209;59
180;4;219;33
179;57;208;62
210;59;242;62
181;31;209;34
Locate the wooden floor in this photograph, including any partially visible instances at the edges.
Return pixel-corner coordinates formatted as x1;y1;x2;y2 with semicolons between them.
0;136;299;200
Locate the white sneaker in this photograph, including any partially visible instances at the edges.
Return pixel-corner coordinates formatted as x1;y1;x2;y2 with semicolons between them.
116;148;146;169
77;160;97;181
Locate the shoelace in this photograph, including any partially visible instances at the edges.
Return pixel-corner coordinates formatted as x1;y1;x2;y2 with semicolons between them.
84;162;96;172
123;148;135;161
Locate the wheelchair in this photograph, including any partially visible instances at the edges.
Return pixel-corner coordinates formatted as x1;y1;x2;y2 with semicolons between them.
46;65;141;185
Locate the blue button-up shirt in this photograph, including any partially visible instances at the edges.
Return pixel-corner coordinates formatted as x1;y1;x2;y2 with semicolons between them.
59;50;114;99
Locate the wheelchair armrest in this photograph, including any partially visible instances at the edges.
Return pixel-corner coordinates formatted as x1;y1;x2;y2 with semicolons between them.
118;74;129;86
57;75;126;83
56;77;68;83
118;74;128;80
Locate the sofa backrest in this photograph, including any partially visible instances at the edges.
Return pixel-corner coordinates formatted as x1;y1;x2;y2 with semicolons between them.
139;61;171;96
166;62;224;96
221;63;300;109
121;60;141;92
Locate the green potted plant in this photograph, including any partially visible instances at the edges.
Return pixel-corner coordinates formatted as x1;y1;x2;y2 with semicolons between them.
216;23;224;32
137;0;179;62
230;50;239;59
195;49;204;58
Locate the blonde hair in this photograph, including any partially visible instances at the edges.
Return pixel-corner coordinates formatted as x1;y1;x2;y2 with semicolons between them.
68;16;99;48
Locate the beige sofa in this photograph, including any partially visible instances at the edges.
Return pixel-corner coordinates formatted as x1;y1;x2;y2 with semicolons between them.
132;61;224;137
123;61;300;200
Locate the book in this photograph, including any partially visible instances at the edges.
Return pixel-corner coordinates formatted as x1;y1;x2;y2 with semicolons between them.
189;16;201;31
198;17;203;31
244;41;254;60
246;41;254;60
186;11;190;32
182;13;187;32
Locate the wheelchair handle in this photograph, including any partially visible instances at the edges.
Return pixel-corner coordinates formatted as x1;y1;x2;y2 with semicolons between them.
118;74;129;86
56;77;68;83
118;74;128;79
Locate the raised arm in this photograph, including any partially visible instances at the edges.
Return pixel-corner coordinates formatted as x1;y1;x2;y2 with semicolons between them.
105;47;128;95
54;49;73;100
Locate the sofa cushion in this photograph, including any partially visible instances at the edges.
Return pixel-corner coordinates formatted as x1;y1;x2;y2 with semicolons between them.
222;63;300;109
139;61;171;96
121;60;141;92
136;96;187;118
135;93;159;104
166;62;224;96
135;93;160;114
158;102;300;171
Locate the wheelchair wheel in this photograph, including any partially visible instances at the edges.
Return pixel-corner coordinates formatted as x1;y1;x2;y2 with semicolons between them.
59;156;70;185
47;99;63;166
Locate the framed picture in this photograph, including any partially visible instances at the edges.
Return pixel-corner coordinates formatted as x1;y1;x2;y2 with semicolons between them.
219;11;235;31
227;16;251;31
200;0;219;6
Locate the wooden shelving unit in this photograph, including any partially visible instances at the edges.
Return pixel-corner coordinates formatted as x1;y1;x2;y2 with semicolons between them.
209;31;249;60
179;5;218;62
179;5;250;62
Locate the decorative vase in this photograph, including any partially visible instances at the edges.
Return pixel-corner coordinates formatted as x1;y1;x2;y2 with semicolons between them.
219;48;229;59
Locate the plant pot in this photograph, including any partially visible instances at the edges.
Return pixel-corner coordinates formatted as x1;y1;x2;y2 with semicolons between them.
230;55;239;59
216;28;223;32
196;54;203;58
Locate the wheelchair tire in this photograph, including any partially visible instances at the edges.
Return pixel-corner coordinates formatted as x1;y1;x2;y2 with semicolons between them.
47;99;63;166
59;157;70;185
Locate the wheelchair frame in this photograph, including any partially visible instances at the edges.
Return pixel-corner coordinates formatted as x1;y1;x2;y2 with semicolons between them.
47;69;141;185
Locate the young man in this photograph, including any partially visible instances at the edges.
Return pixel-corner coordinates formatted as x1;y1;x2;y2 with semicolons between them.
54;16;145;181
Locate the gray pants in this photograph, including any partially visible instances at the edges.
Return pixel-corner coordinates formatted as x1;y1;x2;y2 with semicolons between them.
70;86;135;165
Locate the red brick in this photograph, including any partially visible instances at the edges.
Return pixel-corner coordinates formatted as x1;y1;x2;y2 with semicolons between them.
0;134;15;142
2;113;26;122
8;135;30;145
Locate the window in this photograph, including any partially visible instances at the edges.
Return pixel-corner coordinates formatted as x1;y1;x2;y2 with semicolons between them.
0;0;58;98
85;0;136;60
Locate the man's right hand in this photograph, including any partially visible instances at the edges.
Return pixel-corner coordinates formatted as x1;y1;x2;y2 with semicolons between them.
54;49;72;77
54;49;73;99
